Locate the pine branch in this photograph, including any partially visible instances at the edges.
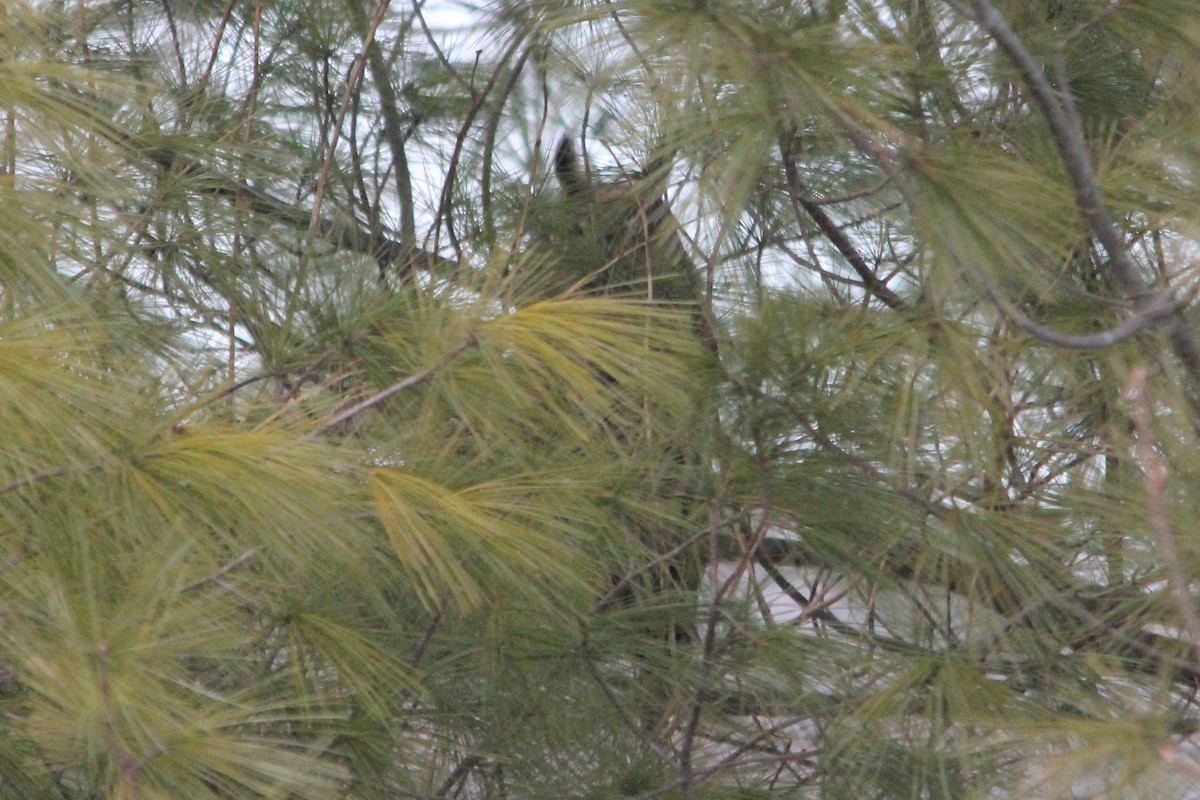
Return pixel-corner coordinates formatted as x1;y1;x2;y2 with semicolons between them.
951;0;1200;382
306;333;478;437
116;130;455;279
779;134;906;311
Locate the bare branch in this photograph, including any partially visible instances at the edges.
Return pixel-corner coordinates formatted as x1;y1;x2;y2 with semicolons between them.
779;134;906;310
115;128;455;277
1128;365;1200;668
182;550;257;592
967;262;1200;349
428;34;529;260
434;755;484;798
794;176;894;206
412;0;476;99
347;0;418;251
0;463;105;497
300;0;394;294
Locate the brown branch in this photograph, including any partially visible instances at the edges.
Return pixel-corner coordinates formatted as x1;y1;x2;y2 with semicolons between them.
0;463;102;497
435;755;484;798
127;131;454;278
1128;365;1200;669
968;263;1200;349
581;632;678;767
725;373;1200;685
479;46;533;247
182;549;257;592
299;0;394;295
199;0;239;88
412;0;476;99
411;609;443;664
427;33;528;260
779;135;906;310
592;530;709;614
788;175;894;206
950;0;1200;383
306;334;478;438
346;0;417;250
678;505;726;800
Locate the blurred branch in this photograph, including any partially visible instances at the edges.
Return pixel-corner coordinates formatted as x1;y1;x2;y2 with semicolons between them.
0;464;99;497
950;0;1200;383
726;378;1200;687
126;131;454;277
779;134;906;310
347;0;418;251
1128;365;1200;668
581;635;678;766
967;263;1200;349
435;755;484;798
679;505;730;800
412;0;476;99
593;530;709;615
182;549;257;592
306;334;478;437
792;175;894;206
300;0;394;296
428;33;529;260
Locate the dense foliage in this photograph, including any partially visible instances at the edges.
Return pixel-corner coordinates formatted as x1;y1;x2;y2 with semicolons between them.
4;1;1200;797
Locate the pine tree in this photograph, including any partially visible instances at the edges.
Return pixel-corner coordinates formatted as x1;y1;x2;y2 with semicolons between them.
4;1;1200;798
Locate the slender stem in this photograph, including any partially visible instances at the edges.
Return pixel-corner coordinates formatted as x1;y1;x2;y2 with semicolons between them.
0;464;101;497
1128;365;1200;668
296;0;393;313
306;334;477;437
182;550;257;592
427;34;528;261
347;0;416;250
779;135;905;310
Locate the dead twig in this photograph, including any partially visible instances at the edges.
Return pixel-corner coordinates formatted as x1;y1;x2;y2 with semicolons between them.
1128;365;1200;668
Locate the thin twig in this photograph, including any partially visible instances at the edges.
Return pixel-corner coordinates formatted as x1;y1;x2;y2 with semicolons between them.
593;530;709;614
678;504;729;800
777;175;894;206
1128;365;1200;668
411;609;442;664
305;334;478;438
434;755;483;798
968;263;1200;349
949;0;1127;277
182;549;257;592
347;0;417;251
412;0;475;99
581;631;678;766
103;122;450;275
157;0;188;90
199;0;239;88
427;33;528;261
479;45;532;248
779;135;905;310
0;463;102;497
297;0;393;303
